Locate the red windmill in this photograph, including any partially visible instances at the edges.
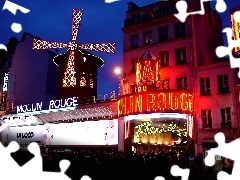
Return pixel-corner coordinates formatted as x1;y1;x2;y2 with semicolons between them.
32;9;116;86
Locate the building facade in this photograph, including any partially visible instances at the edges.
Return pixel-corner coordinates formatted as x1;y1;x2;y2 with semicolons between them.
121;0;240;157
0;32;59;114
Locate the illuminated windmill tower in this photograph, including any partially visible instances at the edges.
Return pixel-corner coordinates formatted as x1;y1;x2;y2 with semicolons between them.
136;51;162;92
32;9;116;100
230;7;240;57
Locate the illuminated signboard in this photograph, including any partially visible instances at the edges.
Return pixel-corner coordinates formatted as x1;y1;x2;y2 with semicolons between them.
3;72;9;92
49;97;78;110
16;97;78;114
43;119;118;146
118;90;193;116
136;59;160;86
17;102;43;114
231;8;240;53
5;125;43;145
1;115;43;127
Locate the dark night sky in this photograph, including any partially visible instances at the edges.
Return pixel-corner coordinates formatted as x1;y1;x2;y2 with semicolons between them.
0;0;240;97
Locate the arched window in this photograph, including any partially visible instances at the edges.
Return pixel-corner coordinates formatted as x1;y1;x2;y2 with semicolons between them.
80;77;86;86
90;79;94;88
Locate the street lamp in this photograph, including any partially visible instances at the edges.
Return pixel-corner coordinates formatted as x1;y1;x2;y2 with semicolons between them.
114;66;122;75
114;66;123;96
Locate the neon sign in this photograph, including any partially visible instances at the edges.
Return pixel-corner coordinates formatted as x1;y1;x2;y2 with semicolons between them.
16;97;79;114
118;90;193;116
136;56;160;87
17;102;43;114
231;11;240;52
49;97;78;110
3;72;9;92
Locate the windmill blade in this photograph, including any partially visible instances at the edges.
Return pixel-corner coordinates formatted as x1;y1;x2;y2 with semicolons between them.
32;39;68;50
71;9;84;43
62;50;77;87
78;42;116;54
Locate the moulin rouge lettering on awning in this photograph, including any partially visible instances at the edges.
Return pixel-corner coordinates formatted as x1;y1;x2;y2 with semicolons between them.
16;97;78;114
118;90;193;116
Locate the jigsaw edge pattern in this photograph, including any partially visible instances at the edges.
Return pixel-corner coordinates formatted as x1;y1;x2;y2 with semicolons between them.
155;165;190;180
174;0;227;23
204;132;240;180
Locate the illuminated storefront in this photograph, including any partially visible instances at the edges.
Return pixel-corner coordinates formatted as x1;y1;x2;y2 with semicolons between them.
118;51;194;153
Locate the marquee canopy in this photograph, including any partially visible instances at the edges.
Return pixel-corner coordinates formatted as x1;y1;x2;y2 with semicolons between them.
0;114;44;127
37;105;118;123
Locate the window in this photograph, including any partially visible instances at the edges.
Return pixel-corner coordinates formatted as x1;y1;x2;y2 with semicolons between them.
144;31;152;45
159;51;169;67
159;26;168;41
132;13;140;24
130;58;137;73
175;23;185;38
201;110;212;128
177;76;187;90
176;47;187;65
130;84;137;93
130;34;138;48
145;9;154;19
90;79;94;88
80;77;86;86
221;107;231;127
218;74;229;94
200;77;210;95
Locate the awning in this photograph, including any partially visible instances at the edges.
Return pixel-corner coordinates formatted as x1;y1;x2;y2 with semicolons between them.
37;105;118;123
0;114;44;127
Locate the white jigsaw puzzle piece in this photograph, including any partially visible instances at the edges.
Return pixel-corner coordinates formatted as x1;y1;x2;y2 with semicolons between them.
2;0;30;33
0;44;8;51
105;0;121;3
234;11;240;22
205;132;240;179
174;0;227;22
2;0;30;15
171;165;190;180
154;165;190;180
0;141;22;177
216;27;240;77
20;142;43;173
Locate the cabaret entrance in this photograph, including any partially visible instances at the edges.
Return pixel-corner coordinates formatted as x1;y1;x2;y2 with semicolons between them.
117;50;194;154
118;90;194;154
124;113;193;153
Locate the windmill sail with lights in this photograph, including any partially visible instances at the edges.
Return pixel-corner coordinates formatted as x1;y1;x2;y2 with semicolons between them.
32;9;116;100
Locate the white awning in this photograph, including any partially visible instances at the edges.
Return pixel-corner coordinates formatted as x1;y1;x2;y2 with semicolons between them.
37;105;118;123
0;114;44;127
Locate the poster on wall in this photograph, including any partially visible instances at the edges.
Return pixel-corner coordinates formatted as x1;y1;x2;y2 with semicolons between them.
43;119;118;146
6;125;44;145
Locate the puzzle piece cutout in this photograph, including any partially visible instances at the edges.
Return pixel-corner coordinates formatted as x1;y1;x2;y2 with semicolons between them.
105;0;121;3
2;0;30;33
0;125;91;180
174;0;227;22
154;165;190;180
215;11;240;77
205;132;240;180
0;140;92;180
234;11;240;22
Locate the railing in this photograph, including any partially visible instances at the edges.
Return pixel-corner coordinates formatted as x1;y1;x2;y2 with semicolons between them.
124;6;178;28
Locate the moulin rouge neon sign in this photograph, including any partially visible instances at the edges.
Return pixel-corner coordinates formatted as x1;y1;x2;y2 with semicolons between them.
118;90;193;116
16;97;78;114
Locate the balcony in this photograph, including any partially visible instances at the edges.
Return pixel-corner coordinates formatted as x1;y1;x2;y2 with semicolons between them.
124;7;178;28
